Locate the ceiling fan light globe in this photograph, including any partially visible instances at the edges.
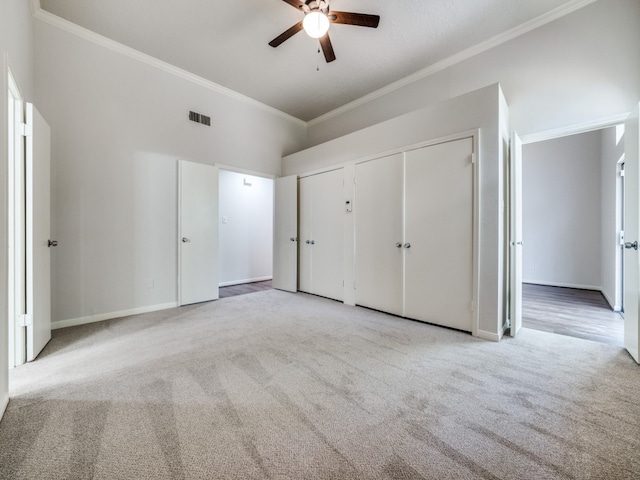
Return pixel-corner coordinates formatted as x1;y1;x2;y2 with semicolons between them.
303;11;330;38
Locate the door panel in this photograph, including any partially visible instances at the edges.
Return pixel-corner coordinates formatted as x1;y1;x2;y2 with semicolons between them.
310;169;344;301
510;132;523;336
355;154;404;315
624;104;640;363
26;103;52;361
405;138;474;331
298;176;313;293
273;175;298;292
179;161;219;305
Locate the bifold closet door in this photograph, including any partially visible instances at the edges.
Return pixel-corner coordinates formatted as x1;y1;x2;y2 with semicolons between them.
355;153;404;315
298;176;313;293
298;170;344;301
404;138;474;331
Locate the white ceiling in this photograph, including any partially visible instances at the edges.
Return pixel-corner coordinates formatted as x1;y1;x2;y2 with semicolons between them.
39;0;586;122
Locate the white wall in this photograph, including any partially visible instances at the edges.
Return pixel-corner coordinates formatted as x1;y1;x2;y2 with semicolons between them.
306;0;640;147
219;170;273;286
522;131;602;289
284;84;505;341
33;17;307;326
1;0;36;420
600;126;625;309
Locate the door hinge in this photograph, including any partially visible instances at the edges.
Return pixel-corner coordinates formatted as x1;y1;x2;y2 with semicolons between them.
620;169;625;177
20;123;33;137
17;314;32;327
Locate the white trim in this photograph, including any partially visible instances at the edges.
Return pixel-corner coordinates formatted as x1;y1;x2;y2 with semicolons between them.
523;280;601;291
307;0;597;127
30;8;306;128
29;0;41;16
476;329;501;342
51;302;178;330
601;289;622;312
0;395;8;422
219;276;272;287
520;113;630;144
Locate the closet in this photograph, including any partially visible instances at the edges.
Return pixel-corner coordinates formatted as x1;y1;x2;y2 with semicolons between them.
355;137;474;331
298;169;344;301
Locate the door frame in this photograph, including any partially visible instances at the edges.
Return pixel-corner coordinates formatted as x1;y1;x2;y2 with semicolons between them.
7;68;26;368
512;117;631;341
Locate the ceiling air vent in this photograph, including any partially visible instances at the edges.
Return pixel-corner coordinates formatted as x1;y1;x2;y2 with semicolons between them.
189;111;211;126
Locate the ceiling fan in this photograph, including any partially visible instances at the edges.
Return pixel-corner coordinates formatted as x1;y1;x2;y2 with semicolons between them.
269;0;380;63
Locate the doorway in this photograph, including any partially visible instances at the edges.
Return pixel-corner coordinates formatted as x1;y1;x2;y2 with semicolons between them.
520;125;625;346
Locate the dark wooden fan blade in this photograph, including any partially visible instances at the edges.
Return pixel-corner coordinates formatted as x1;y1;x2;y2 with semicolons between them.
330;11;380;28
319;34;336;63
282;0;305;9
269;21;304;47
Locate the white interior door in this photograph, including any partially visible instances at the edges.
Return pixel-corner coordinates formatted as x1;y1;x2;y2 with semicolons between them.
624;103;640;363
355;154;404;316
298;176;313;293
309;169;343;301
405;138;474;332
26;103;52;362
509;132;523;337
179;161;219;306
273;175;298;292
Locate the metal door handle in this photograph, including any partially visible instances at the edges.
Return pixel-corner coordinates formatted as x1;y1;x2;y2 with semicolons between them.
305;240;310;244
395;242;402;248
404;243;411;249
625;241;638;250
290;237;297;242
48;240;58;247
182;237;189;243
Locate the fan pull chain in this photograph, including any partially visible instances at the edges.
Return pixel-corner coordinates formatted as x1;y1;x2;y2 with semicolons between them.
317;41;321;72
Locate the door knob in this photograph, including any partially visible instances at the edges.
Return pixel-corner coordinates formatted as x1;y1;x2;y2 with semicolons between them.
48;240;58;247
625;241;638;251
395;242;402;248
305;240;310;244
310;240;315;245
182;237;189;243
404;243;411;249
290;237;297;242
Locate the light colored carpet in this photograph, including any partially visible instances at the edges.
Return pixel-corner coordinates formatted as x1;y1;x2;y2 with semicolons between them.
1;289;639;479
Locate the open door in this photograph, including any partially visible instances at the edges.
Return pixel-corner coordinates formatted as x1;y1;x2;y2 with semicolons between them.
623;103;640;363
25;103;52;361
509;132;523;337
178;161;219;305
273;175;298;292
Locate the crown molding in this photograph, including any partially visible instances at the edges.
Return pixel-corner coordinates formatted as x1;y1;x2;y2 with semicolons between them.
308;0;598;127
31;7;307;128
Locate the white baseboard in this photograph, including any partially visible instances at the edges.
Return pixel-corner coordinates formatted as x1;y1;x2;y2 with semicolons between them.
52;302;179;330
0;394;8;422
523;280;601;291
476;329;501;342
219;276;272;287
601;289;622;312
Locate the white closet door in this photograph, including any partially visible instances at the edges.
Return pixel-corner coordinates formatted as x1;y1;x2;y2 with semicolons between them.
298;176;313;293
273;175;298;292
179;161;219;305
310;169;344;301
624;103;640;363
355;154;404;315
26;103;52;362
405;138;474;331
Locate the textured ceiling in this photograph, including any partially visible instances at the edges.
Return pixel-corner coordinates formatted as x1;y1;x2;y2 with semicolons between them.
39;0;585;122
